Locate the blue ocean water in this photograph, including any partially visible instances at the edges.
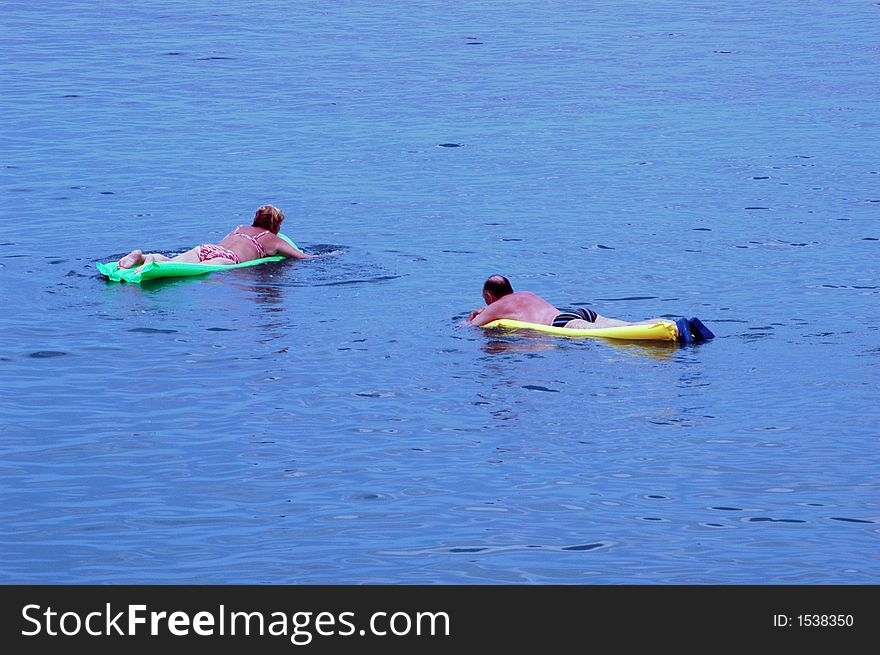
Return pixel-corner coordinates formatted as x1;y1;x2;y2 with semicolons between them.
0;1;877;583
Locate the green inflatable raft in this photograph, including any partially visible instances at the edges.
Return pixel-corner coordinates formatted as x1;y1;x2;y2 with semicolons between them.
96;234;302;283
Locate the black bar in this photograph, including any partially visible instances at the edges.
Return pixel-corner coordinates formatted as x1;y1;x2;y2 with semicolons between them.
1;585;875;652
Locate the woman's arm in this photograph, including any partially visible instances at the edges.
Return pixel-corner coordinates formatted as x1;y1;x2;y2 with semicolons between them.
274;237;315;260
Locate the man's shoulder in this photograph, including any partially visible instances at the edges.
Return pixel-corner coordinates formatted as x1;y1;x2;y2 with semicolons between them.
509;290;544;303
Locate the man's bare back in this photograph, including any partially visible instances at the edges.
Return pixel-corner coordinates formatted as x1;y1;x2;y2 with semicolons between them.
467;291;559;327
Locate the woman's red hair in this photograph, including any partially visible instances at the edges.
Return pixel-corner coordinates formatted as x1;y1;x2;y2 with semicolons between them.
252;205;285;234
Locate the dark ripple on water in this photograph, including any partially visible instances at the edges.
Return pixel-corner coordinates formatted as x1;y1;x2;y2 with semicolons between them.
307;274;402;288
257;246;403;289
384;542;612;555
128;327;178;334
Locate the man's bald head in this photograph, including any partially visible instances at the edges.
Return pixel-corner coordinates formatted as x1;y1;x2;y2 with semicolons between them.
482;275;513;304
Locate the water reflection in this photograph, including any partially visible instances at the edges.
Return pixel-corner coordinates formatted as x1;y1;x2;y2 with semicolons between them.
470;327;704;434
242;262;287;310
481;338;558;355
479;331;679;361
604;340;679;362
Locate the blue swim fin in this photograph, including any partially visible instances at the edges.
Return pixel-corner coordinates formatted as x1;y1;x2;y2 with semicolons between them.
675;318;694;345
687;317;715;342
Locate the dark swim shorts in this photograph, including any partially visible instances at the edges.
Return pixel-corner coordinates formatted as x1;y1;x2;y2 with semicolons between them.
552;307;598;327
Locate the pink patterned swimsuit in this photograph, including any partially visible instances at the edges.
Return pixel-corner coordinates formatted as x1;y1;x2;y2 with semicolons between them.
230;226;270;258
196;227;270;264
197;243;240;264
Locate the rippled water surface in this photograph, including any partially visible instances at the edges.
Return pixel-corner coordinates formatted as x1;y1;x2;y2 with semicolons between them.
1;1;878;583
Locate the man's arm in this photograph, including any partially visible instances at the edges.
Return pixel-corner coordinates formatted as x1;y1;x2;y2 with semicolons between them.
467;304;501;327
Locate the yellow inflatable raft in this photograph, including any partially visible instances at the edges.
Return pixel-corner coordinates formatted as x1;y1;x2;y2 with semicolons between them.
481;319;678;341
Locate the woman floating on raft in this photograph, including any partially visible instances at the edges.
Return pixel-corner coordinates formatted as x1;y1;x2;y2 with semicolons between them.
117;205;313;274
467;275;714;344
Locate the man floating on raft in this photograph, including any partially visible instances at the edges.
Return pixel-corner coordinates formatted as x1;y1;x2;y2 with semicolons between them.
466;275;714;344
